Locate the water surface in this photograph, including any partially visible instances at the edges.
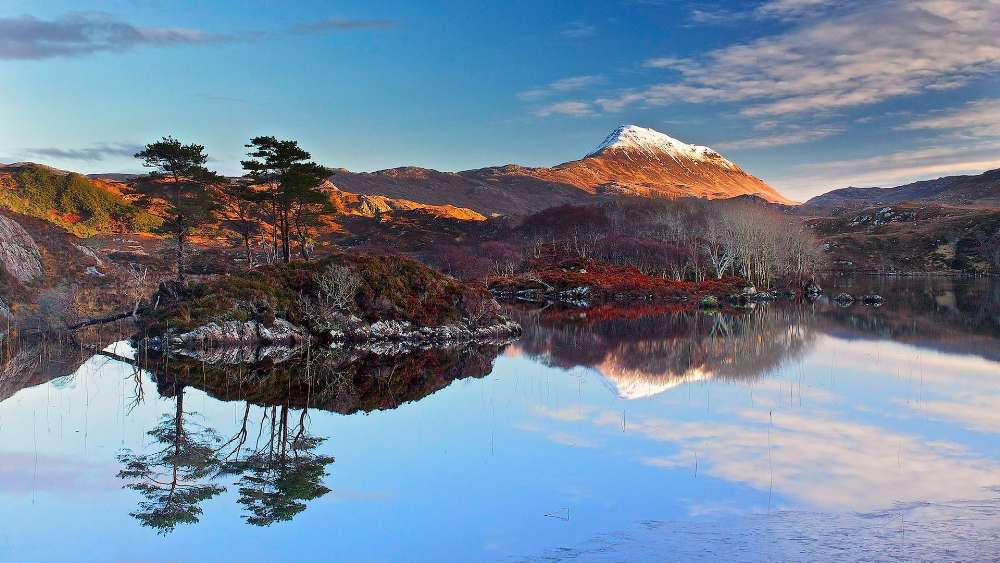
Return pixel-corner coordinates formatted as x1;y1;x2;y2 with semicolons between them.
0;277;998;562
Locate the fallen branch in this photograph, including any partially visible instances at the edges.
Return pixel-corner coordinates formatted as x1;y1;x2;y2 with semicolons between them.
67;310;137;331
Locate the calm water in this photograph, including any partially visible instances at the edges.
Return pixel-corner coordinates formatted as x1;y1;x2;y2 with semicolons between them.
0;277;998;562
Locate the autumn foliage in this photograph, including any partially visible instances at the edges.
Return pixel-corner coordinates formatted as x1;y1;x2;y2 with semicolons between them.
489;249;742;302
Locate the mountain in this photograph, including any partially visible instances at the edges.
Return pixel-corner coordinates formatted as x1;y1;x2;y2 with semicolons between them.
805;168;1000;209
327;125;793;216
549;125;792;203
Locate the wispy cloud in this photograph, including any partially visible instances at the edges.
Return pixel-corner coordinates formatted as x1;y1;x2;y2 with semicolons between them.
600;0;1000;117
561;20;595;39
715;126;842;150
754;0;845;19
688;7;738;25
686;0;844;26
292;18;398;33
532;101;596;118
641;56;688;70
517;75;602;101
0;12;398;60
899;99;1000;139
0;13;224;60
23;143;142;162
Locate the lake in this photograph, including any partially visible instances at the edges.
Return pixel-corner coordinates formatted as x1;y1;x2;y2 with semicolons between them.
1;276;998;562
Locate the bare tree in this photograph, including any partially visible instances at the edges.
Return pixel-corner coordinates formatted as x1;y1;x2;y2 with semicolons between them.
300;263;362;329
703;216;735;279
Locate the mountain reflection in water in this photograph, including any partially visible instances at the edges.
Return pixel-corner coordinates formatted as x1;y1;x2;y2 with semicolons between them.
512;308;816;399
0;276;997;561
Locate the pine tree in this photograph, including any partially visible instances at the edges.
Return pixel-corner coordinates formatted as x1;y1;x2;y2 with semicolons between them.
241;137;331;263
134;137;220;282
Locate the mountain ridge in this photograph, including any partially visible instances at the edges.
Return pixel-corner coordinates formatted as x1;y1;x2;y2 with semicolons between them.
326;124;795;215
805;168;1000;209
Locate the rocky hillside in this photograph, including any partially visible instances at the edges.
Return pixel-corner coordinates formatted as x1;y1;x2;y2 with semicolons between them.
328;125;792;216
807;203;1000;274
328;183;485;221
805;168;1000;210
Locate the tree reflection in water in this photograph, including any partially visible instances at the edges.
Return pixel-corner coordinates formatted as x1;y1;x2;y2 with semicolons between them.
117;385;226;534
2;276;994;535
217;405;334;527
117;390;336;532
114;341;510;533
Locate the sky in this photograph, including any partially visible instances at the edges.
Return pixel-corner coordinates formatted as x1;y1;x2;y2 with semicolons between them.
1;0;998;201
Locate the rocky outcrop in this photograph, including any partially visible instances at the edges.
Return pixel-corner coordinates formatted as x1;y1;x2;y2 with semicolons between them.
804;279;823;296
833;292;856;305
0;214;43;284
861;294;885;306
151;318;306;349
144;315;521;355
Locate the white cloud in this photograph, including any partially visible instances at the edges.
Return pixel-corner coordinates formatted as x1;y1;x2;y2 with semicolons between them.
908;394;1000;434
532;101;596;118
517;75;601;101
631;409;1000;511
715;126;842;150
755;0;843;19
602;0;1000;117
561;21;595;39
899;99;1000;138
642;57;688;70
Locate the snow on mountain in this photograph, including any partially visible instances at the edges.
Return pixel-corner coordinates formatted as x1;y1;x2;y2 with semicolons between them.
597;362;714;400
588;125;740;171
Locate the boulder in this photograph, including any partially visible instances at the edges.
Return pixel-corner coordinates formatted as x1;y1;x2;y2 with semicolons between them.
833;292;855;304
861;294;884;305
167;318;306;348
0;215;43;284
804;279;823;296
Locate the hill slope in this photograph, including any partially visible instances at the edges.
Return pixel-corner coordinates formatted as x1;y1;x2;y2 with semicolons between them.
805;168;1000;209
0;163;158;236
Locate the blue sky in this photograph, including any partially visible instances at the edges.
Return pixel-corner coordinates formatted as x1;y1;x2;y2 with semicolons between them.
1;0;998;200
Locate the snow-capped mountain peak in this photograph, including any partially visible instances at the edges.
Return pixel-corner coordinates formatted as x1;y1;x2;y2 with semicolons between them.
587;125;739;170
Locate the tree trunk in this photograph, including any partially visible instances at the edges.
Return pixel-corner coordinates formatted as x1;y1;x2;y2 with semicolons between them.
281;209;291;264
176;231;186;283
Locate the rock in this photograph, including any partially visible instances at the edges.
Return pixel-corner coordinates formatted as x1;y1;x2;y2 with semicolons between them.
74;244;103;265
833;292;855;304
0;214;43;284
861;294;884;305
164;318;306;348
741;285;757;296
804;279;823;296
750;291;776;302
699;295;720;308
0;296;11;322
